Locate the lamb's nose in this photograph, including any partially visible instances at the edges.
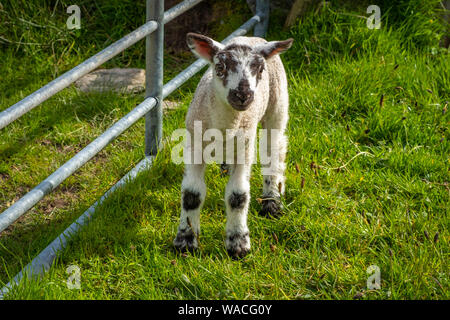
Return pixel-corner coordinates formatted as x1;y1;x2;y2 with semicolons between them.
236;92;249;102
236;91;254;103
227;87;254;110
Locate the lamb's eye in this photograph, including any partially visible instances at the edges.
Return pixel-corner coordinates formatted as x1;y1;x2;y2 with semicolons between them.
251;61;264;75
215;63;225;77
258;65;264;73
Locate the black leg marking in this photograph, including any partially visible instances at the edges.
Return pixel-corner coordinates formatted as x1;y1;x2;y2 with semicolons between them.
173;227;197;252
228;191;247;210
226;231;250;259
258;198;282;218
183;189;201;211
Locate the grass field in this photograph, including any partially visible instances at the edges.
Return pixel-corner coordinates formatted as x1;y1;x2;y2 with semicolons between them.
0;0;449;299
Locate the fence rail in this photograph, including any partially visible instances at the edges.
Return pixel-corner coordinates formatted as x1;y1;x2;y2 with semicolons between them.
0;0;204;131
0;0;269;299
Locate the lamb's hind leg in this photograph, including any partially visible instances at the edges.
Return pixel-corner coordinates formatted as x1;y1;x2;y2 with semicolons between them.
259;107;288;217
173;163;206;252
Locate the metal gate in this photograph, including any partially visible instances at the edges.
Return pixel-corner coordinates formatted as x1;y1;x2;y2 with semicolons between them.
0;0;269;298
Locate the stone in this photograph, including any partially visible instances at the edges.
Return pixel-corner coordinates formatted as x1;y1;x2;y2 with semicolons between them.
74;68;182;111
74;68;145;93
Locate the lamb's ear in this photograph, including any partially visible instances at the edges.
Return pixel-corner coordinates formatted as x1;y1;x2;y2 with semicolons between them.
256;38;294;59
186;33;224;63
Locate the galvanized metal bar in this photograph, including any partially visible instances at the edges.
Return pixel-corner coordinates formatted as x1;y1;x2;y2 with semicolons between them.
0;157;153;300
0;13;261;234
145;0;164;157
0;13;260;235
254;0;270;37
0;97;157;233
0;0;212;233
223;15;261;42
0;13;261;299
163;0;204;24
0;0;205;131
0;21;158;130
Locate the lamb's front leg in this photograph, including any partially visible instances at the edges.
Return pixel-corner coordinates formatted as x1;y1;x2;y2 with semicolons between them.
225;163;252;259
173;163;206;252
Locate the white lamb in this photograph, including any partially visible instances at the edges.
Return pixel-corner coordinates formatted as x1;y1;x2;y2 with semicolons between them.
173;33;293;258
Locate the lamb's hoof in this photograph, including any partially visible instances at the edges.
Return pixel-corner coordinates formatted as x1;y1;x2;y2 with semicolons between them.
259;199;282;218
226;231;250;260
173;228;198;252
220;163;230;176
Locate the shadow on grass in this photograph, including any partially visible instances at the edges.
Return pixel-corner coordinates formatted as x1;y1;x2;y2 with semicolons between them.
0;92;144;285
0;90;143;160
51;157;265;267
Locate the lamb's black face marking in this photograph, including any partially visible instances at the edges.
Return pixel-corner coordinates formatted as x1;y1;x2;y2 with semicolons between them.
249;55;265;83
183;189;201;211
213;44;266;111
215;51;237;87
228;191;247;209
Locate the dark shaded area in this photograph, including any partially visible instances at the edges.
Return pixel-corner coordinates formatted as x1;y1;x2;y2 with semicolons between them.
164;0;213;53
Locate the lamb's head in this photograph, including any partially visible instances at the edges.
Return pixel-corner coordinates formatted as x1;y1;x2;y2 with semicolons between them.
187;33;293;111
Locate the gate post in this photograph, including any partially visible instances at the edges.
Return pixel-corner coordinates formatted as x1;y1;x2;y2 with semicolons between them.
254;0;269;38
145;0;164;157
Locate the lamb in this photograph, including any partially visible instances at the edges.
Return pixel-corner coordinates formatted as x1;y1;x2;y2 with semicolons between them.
173;32;293;259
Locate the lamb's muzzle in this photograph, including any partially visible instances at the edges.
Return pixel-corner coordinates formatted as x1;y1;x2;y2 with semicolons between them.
227;78;254;111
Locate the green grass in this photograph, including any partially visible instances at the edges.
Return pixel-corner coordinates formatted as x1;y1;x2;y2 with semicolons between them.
0;0;449;299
